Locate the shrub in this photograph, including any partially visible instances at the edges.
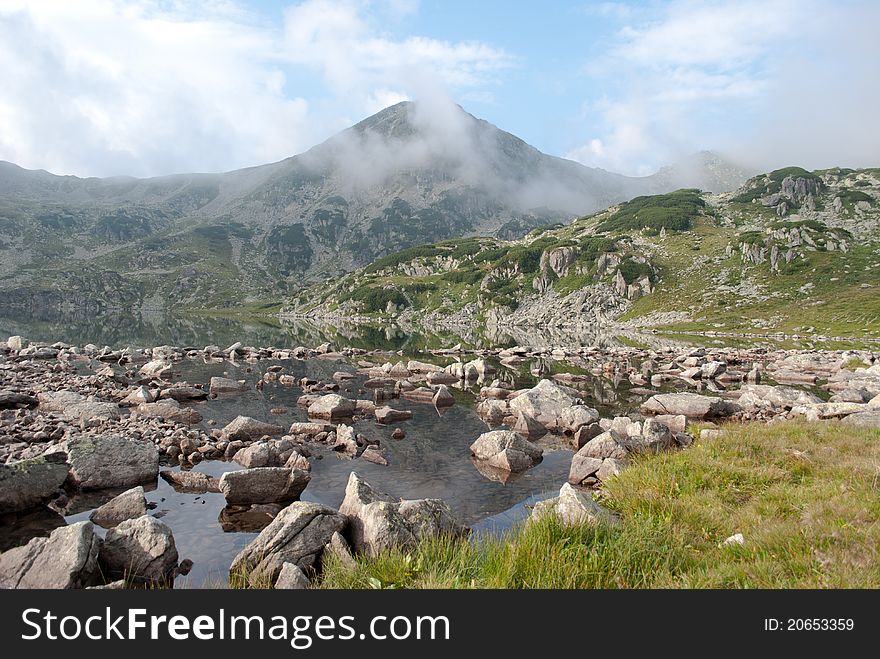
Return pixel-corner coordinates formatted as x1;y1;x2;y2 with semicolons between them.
596;190;704;234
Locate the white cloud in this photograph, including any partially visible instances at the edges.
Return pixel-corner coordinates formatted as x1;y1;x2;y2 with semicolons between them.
567;0;880;175
0;0;511;177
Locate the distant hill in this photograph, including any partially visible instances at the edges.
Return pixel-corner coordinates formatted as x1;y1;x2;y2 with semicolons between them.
0;101;749;313
288;166;880;339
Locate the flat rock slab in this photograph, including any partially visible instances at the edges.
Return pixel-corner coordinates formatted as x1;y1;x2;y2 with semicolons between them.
65;434;159;491
641;393;740;420
219;467;311;505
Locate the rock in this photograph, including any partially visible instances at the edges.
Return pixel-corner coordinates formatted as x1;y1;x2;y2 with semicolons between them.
140;359;172;379
531;483;615;526
229;501;347;586
122;386;154;405
38;390;85;412
568;455;603;485
869;394;880;409
0;391;39;409
65;435;159;491
160;385;208;401
89;486;147;528
735;384;822;409
701;361;727;378
654;414;687;433
508;379;581;427
559;405;600;434
209;377;246;395
7;335;25;350
426;371;459;385
722;533;745;546
841;410;880;428
308;394;356;420
339;472;465;556
512;410;547;439
275;562;310;589
573;422;603;448
62;400;122;423
361;445;390;466
476;398;508;425
219;467;310;505
100;515;178;584
324;531;357;570
0;453;70;514
432;384;455;407
0;521;102;589
577;430;628;461
596;458;626;481
700;429;724;441
232;442;274;468
159;470;220;493
332;424;359;457
641;392;740;420
136;400;202;425
469;430;543;472
374;406;413;424
288;421;334;436
391;428;406;439
222;415;284;441
623;418;675;454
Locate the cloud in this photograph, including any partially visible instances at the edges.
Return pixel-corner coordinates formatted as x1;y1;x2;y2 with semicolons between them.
566;0;880;175
0;0;511;177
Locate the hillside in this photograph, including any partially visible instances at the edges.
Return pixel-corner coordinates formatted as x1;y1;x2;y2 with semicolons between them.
0;102;748;314
287;166;880;339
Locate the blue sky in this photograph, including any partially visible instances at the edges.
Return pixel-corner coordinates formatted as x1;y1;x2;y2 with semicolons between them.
0;0;877;177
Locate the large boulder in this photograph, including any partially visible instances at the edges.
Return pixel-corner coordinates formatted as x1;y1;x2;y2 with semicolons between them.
135;400;202;425
0;521;103;589
569;430;629;486
230;501;347;586
641;393;740;420
735;384;822;409
470;430;543;472
222;416;284;441
37;390;85;412
508;379;582;427
62;401;122;424
218;467;310;505
621;418;675;454
65;434;159;491
0;453;70;513
339;472;465;556
840;410;880;428
308;394;356;420
531;483;615;526
100;515;178;584
89;486;148;528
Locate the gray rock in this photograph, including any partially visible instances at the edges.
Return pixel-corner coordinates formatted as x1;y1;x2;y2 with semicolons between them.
622;418;675;453
641;392;740;419
568;455;603;485
512;410;547;439
339;472;465;556
841;410;880;428
508;379;581;427
0;453;69;513
308;394;356;420
361;445;390;466
323;531;357;570
100;515;178;584
0;391;38;409
559;405;600;434
136;400;202;425
469;430;543;472
159;470;220;493
218;467;311;504
275;562;310;589
230;501;347;586
65;434;159;491
531;483;615;526
374;406;413;424
209;377;247;395
222;415;283;441
89;486;147;528
0;521;102;589
432;385;455;407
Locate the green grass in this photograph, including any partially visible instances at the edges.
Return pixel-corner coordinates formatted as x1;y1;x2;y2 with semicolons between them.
317;421;880;589
596;189;705;234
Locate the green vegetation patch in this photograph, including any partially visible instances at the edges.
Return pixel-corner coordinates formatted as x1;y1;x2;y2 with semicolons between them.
596;189;705;234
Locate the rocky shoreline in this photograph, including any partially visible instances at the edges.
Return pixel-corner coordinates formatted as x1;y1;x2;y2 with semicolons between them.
1;334;879;589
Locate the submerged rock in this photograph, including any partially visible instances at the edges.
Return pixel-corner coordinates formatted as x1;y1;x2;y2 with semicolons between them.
0;453;69;514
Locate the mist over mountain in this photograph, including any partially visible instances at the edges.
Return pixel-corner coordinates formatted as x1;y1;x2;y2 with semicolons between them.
0;101;750;312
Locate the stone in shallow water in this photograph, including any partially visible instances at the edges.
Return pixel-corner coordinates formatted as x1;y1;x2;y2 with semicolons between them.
470;430;543;474
0;453;70;514
89;486;148;528
65;434;159;491
222;415;283;441
218;467;310;505
100;515;178;584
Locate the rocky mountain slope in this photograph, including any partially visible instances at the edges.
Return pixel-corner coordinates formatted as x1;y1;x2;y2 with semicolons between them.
288;166;880;339
0;102;748;313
